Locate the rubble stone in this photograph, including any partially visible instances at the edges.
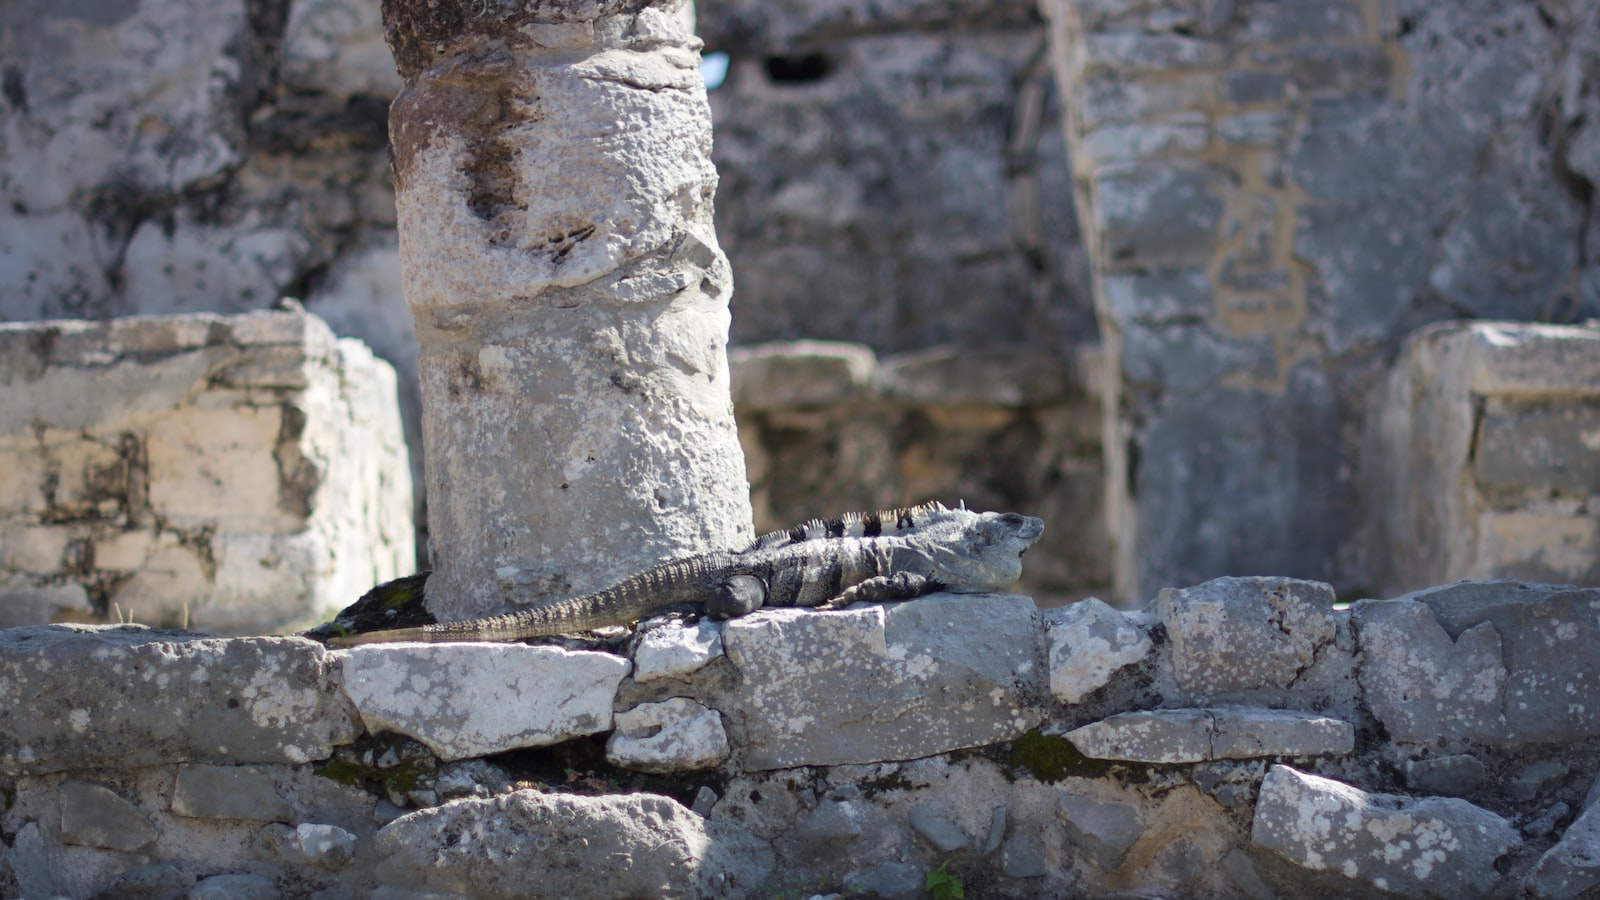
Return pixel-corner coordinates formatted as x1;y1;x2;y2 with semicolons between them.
606;698;731;773
1045;598;1152;703
1251;764;1520;898
339;643;629;761
1064;707;1353;763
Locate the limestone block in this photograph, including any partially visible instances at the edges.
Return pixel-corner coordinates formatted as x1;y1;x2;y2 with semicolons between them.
373;790;774;899
1063;708;1353;763
0;626;357;775
1156;577;1337;700
59;782;159;852
339;643;630;760
606;697;730;773
729;342;876;411
0;575;91;630
0;310;414;634
1408;581;1600;744
1369;322;1600;593
172;764;295;822
281;0;402;97
386;0;751;620
1044;598;1152;703
874;347;1074;408
1352;598;1509;747
1405;754;1488;797
1093;162;1227;267
632;619;724;683
1526;801;1600;898
1251;765;1520;898
716;594;1043;770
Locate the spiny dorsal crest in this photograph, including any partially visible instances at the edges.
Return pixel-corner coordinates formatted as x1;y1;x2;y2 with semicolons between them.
743;500;964;552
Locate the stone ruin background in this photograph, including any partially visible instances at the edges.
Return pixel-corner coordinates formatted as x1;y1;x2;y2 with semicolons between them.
1;0;1600;897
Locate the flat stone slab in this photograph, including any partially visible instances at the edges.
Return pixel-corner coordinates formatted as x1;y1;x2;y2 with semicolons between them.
1252;764;1520;898
1064;707;1354;763
717;593;1043;770
339;643;630;761
0;626;356;774
632;619;724;683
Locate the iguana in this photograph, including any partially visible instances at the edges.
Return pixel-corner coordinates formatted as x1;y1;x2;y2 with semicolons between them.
325;502;1043;646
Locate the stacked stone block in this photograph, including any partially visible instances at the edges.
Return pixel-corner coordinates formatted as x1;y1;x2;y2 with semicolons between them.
1371;321;1600;594
1042;0;1600;601
0;310;413;634
7;577;1600;896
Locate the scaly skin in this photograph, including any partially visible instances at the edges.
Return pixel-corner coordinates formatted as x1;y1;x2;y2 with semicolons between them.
326;504;1043;646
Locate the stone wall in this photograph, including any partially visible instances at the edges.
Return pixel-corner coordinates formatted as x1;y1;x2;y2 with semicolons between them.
1370;321;1600;595
6;578;1600;897
0;309;413;635
1040;0;1600;601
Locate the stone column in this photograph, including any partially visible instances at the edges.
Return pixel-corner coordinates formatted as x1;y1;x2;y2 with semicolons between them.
383;0;752;620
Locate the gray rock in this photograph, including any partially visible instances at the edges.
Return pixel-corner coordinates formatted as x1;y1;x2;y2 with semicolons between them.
874;347;1074;408
1064;707;1353;763
632;619;725;683
1524;803;1572;840
1473;402;1600;506
172;765;293;822
1351;598;1508;747
1411;582;1600;744
1095;162;1228;267
1000;830;1049;878
59;781;158;852
1526;801;1600;898
374;790;773;899
1044;598;1153;703
0;626;356;775
718;594;1042;770
1252;764;1519;898
848;860;924;900
1512;761;1572;803
97;863;196;900
1405;754;1488;797
982;805;1008;856
1057;793;1145;870
189;873;279;900
907;804;969;853
296;823;357;869
339;643;629;760
606;698;731;773
794;800;865;846
1219;849;1275;900
1156;577;1338;699
692;786;719;818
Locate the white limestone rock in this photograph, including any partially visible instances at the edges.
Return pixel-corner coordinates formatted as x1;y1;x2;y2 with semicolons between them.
1156;577;1338;700
1044;598;1152;703
0;626;356;775
339;643;630;761
716;593;1043;770
633;619;725;683
606;697;730;773
1352;598;1509;747
1251;764;1520;898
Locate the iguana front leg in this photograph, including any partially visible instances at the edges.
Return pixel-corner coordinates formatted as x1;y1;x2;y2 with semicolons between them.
819;572;941;609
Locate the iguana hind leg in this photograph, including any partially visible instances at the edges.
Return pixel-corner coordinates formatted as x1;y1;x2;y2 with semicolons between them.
819;572;939;609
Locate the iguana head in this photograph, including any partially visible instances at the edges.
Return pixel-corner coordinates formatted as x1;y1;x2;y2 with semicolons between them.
926;509;1045;592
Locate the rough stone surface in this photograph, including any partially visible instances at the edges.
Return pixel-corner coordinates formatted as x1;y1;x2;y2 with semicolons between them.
1057;792;1146;870
1405;754;1488;797
0;625;355;774
1156;577;1338;700
1045;597;1153;702
1352;598;1509;748
632;619;725;683
1370;323;1600;594
172;764;295;822
1065;707;1354;763
386;0;752;621
1251;764;1520;898
0;311;414;634
374;790;773;898
606;697;731;773
716;594;1042;770
1526;800;1600;898
59;782;159;852
339;643;629;760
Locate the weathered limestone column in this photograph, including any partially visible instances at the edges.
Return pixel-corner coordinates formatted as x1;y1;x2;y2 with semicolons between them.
383;0;752;619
